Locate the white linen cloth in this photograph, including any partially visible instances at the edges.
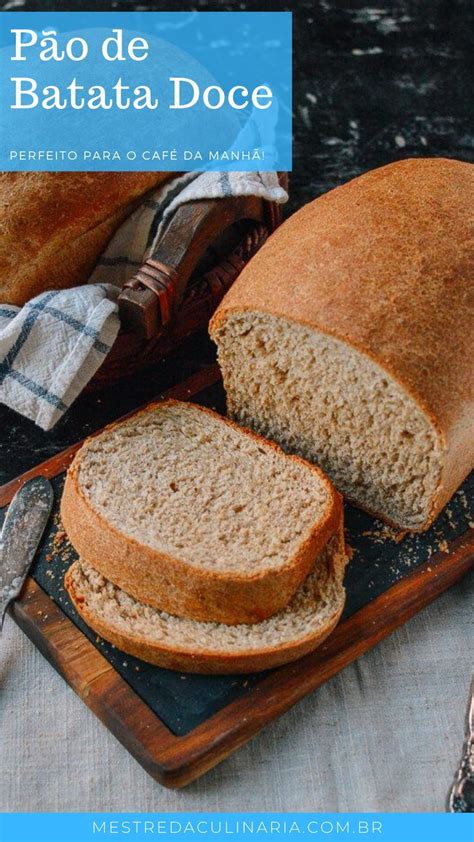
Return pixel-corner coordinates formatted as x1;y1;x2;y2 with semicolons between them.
0;574;472;811
0;172;287;431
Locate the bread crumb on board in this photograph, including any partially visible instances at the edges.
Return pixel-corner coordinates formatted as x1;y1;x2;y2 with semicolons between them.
360;521;407;544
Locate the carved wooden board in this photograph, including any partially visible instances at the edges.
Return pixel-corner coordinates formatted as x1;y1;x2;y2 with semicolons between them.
1;366;473;788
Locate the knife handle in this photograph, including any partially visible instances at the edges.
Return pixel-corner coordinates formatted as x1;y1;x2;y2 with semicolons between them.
448;679;474;812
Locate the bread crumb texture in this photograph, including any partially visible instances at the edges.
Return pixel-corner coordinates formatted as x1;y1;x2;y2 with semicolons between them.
75;401;332;574
68;534;345;654
214;313;442;530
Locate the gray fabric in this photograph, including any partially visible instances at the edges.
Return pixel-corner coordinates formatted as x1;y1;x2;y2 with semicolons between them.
0;572;472;812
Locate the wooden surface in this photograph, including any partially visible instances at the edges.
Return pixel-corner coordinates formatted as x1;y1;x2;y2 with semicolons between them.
117;195;272;340
95;195;273;385
2;365;473;788
10;531;474;788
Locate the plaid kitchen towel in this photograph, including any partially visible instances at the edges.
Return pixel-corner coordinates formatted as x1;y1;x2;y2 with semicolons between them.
0;171;287;431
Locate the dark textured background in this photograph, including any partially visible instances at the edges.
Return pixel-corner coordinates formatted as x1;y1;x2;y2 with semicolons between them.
1;0;473;481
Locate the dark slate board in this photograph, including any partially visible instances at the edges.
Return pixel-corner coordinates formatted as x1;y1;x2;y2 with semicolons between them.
1;380;472;737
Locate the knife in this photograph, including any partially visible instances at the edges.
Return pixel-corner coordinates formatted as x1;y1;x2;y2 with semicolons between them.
0;477;54;630
448;678;474;812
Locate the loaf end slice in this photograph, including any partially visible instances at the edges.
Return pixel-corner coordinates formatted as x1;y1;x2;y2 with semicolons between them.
65;528;347;675
61;400;342;625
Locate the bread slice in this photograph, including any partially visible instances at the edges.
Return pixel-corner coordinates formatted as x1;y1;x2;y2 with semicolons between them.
61;400;342;626
65;528;347;674
210;158;474;531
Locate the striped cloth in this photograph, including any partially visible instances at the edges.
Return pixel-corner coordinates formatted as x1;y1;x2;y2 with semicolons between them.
0;171;287;431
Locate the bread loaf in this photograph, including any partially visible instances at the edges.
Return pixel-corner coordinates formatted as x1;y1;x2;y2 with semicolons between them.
61;400;342;625
0;171;173;305
65;527;347;674
210;158;474;531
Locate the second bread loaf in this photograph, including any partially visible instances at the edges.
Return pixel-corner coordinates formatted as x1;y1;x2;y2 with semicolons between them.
0;171;173;305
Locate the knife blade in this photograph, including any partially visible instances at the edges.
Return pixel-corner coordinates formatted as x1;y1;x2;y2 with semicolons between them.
0;476;54;630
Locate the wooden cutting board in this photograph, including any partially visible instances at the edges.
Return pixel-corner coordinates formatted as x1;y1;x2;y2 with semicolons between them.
1;365;473;789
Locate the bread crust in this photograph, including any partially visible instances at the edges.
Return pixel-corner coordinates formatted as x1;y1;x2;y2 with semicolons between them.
64;526;347;675
0;171;174;305
60;400;343;626
210;158;474;530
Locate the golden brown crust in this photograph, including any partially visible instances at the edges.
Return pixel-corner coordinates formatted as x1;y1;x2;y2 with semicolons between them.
0;171;174;304
64;526;346;675
210;158;474;529
60;400;343;626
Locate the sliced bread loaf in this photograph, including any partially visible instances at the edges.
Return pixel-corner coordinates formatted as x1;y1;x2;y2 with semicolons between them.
210;158;474;531
65;528;347;674
61;400;342;625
